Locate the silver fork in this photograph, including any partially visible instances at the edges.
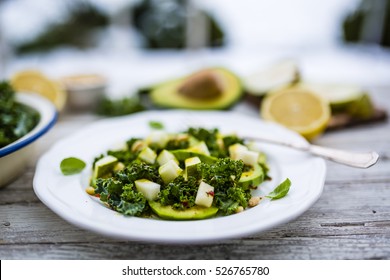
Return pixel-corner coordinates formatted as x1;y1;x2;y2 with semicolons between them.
243;135;379;169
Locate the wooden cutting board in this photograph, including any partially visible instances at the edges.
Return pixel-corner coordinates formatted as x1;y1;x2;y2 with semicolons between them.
327;108;387;130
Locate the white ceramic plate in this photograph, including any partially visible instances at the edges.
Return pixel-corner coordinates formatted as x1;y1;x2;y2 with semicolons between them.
33;111;326;243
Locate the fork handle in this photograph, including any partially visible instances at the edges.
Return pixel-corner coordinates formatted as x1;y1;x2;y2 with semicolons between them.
243;135;379;168
308;145;379;168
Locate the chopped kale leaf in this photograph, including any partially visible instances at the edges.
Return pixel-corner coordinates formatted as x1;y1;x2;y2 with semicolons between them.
0;81;40;148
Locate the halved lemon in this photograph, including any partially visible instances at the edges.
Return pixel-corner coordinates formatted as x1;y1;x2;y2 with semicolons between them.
295;83;375;119
11;70;66;111
261;88;331;140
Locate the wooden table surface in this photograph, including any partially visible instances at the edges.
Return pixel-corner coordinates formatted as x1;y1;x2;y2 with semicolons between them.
1;87;389;260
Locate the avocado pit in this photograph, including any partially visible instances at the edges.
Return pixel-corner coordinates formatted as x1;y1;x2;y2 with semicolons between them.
178;70;225;100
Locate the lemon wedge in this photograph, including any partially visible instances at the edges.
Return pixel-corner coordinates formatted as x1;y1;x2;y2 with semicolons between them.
298;83;374;119
261;88;331;140
11;70;66;111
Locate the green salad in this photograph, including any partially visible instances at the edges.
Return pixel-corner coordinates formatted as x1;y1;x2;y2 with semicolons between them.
0;81;40;149
84;125;289;220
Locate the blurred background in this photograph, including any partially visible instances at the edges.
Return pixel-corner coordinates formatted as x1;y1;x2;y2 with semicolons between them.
0;0;389;104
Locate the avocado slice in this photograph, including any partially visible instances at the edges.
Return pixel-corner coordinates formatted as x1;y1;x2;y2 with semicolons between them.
239;164;264;188
171;150;218;164
149;201;218;220
149;68;242;110
93;155;118;179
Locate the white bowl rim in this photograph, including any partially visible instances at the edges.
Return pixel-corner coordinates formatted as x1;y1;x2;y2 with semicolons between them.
0;92;58;158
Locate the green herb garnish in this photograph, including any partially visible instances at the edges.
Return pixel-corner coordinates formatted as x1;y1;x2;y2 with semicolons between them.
149;121;164;129
266;178;291;200
97;96;144;117
60;157;86;175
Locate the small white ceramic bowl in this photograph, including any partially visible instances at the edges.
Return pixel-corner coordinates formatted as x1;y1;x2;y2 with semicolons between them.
61;74;106;110
0;93;57;188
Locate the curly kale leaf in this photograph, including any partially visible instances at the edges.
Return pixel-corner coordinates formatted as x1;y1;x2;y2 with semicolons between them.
94;177;147;216
94;177;124;201
107;149;139;166
91;145;163;217
213;187;251;216
0;81;40;148
199;158;244;188
222;135;244;150
210;186;250;215
117;183;147;216
186;128;244;158
115;162;163;186
159;176;198;210
227;187;251;208
94;178;114;202
199;158;250;215
187;127;225;157
165;137;189;150
0;81;14;111
116;199;146;216
216;199;239;216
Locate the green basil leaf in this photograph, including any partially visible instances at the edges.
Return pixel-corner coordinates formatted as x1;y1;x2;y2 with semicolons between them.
266;178;291;200
148;121;164;129
60;157;86;175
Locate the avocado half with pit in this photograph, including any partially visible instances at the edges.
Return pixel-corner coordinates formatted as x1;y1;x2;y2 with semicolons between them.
150;68;243;110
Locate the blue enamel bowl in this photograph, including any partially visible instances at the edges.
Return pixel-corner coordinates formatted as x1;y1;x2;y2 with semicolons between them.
0;93;57;187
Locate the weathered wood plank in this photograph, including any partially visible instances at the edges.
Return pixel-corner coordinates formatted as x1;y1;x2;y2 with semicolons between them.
1;236;389;260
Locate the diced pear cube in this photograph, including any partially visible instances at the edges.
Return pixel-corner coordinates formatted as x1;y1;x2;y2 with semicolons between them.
138;147;157;164
131;140;147;152
188;141;210;155
246;141;259;152
157;150;177;166
185;156;201;178
195;181;214;208
158;159;183;184
113;162;125;172
216;137;224;150
228;143;248;160
135;179;161;201
188;135;199;146
93;155;118;179
237;150;259;167
146;131;169;148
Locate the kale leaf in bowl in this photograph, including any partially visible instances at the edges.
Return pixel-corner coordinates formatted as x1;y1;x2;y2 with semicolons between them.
0;81;40;148
0;83;57;187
